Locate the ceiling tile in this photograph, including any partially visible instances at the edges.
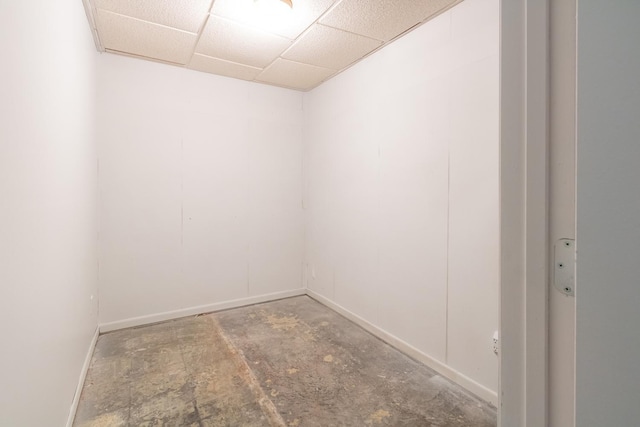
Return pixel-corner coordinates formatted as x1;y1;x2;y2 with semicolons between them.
282;24;381;70
91;0;465;91
96;9;198;64
94;0;212;33
320;0;458;42
212;0;337;39
196;16;292;68
188;54;262;81
257;58;335;90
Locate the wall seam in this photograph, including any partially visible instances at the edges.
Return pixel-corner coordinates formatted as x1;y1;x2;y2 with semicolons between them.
180;138;185;292
444;10;453;366
445;143;451;364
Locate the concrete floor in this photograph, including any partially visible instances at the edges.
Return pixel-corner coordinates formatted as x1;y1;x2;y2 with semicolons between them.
74;296;496;426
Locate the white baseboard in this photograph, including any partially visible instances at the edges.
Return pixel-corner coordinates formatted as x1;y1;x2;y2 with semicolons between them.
66;326;100;427
306;289;498;406
99;288;307;333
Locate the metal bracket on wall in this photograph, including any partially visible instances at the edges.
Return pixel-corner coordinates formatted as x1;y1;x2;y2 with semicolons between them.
554;239;576;296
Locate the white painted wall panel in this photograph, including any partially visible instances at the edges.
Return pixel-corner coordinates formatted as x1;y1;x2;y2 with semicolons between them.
330;112;380;323
0;0;98;425
377;80;450;362
447;56;499;391
99;103;183;321
182;117;249;304
246;115;304;296
304;96;381;321
304;119;339;298
304;0;498;394
446;0;499;390
97;56;304;324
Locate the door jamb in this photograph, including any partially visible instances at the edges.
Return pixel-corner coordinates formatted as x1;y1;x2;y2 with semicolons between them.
499;0;549;425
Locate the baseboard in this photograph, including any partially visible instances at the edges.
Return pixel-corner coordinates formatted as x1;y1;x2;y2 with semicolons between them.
66;325;99;427
305;289;499;406
99;288;307;333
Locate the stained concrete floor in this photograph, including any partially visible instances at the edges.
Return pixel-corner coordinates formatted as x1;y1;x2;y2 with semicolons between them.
74;296;497;426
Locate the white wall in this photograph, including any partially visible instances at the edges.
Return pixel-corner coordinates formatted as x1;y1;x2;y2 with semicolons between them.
97;55;305;325
575;1;640;425
0;1;99;426
304;0;498;398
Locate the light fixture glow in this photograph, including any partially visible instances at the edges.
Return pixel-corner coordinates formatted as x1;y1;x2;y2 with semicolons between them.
214;0;295;37
233;0;293;35
253;0;293;12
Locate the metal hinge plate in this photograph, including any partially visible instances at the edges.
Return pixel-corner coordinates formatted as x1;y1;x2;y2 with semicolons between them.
554;239;576;296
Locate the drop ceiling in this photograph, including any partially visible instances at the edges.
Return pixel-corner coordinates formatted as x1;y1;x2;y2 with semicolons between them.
85;0;462;91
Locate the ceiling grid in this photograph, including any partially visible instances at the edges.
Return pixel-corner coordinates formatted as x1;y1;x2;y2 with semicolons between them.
89;0;462;91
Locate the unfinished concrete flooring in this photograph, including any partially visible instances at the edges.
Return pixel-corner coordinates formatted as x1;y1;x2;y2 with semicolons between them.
74;296;496;426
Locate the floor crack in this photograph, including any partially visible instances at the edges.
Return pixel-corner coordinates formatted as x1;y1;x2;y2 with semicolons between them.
208;316;287;427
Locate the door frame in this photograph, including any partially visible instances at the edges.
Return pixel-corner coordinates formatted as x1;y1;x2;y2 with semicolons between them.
499;0;549;425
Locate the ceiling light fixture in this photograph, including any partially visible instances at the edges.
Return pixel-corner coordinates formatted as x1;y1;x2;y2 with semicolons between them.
223;0;293;35
248;0;294;32
254;0;293;9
